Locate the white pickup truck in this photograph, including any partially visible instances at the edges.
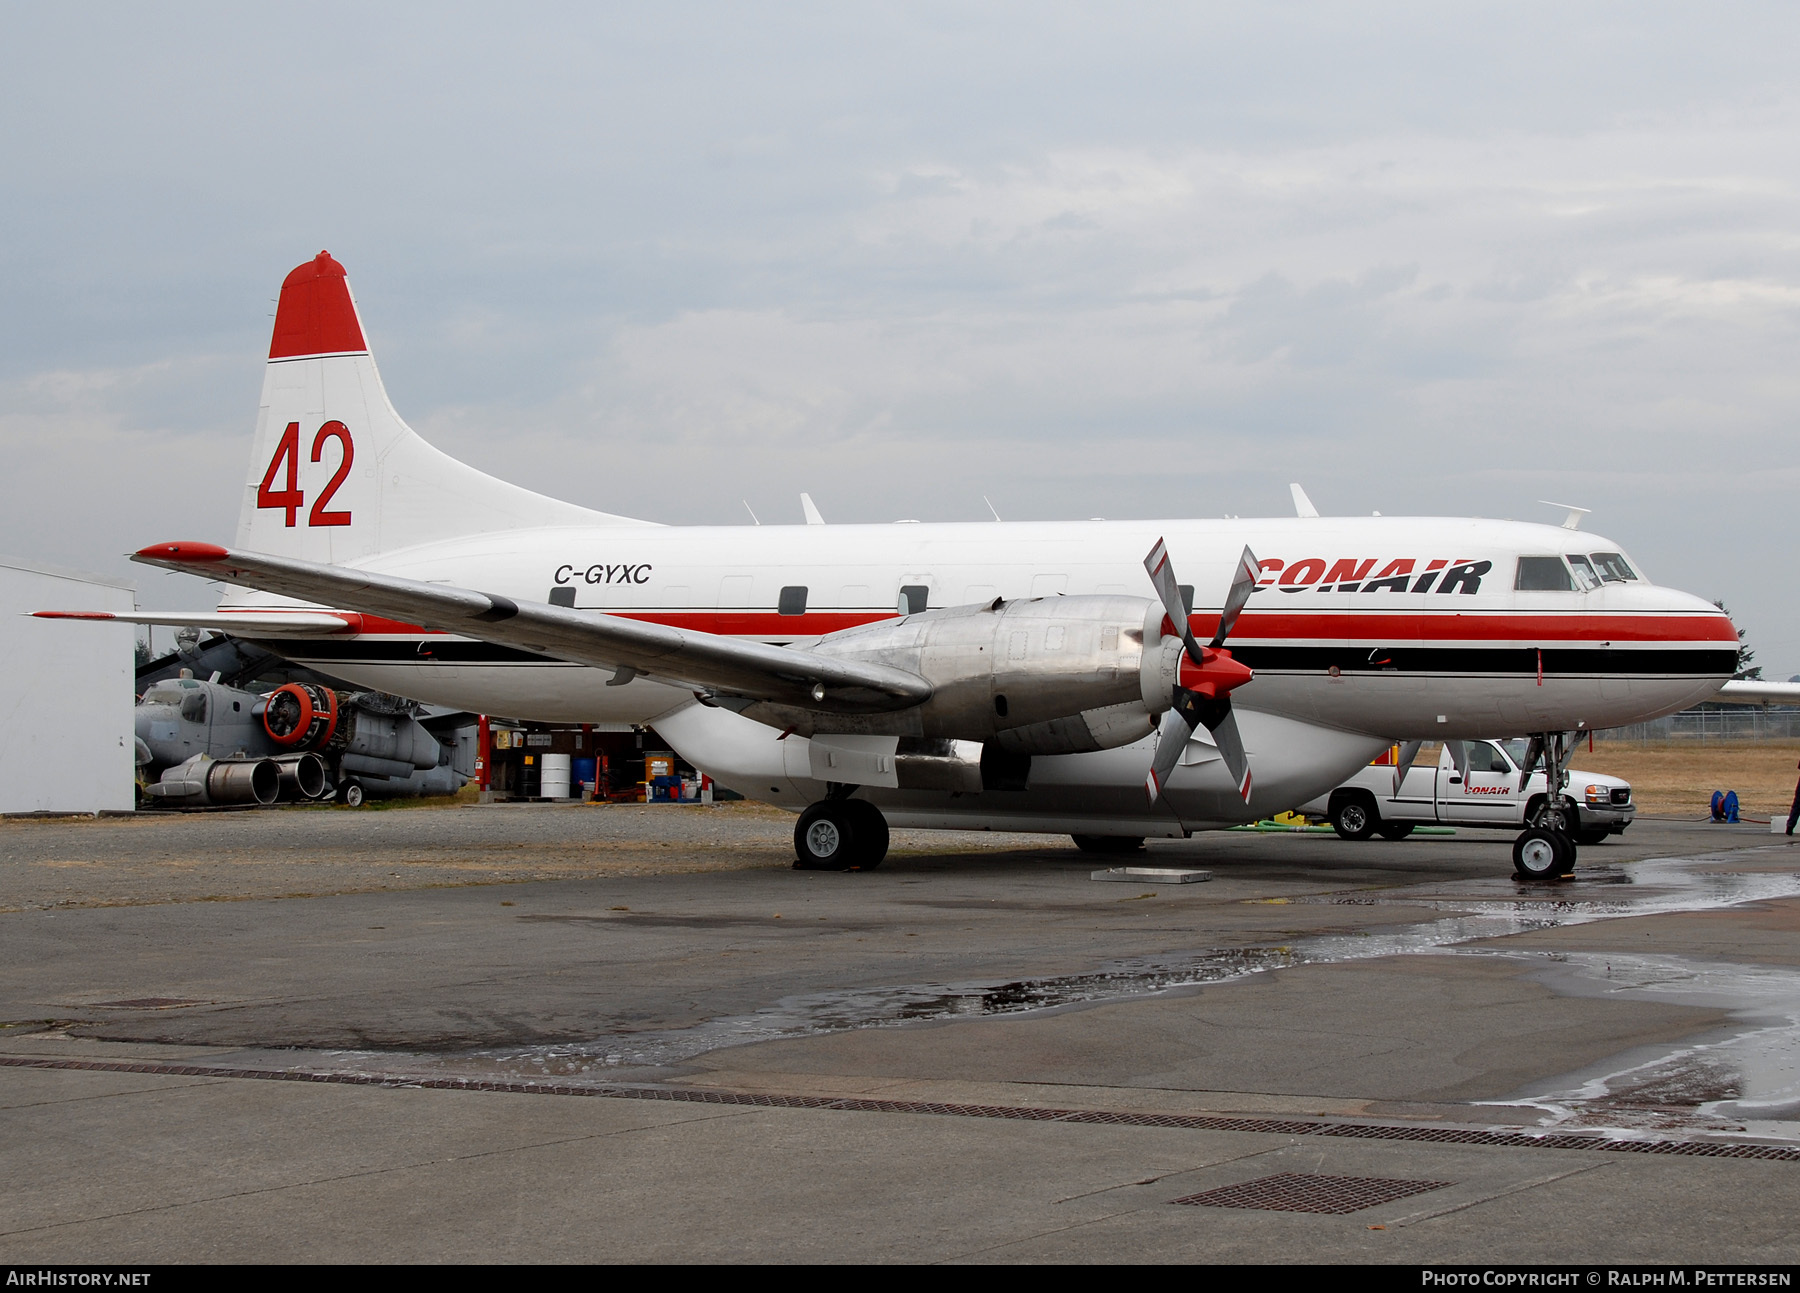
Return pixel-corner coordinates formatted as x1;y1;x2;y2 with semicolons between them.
1297;739;1635;845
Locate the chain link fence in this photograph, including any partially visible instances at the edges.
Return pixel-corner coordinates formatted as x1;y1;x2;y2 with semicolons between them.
1599;706;1800;743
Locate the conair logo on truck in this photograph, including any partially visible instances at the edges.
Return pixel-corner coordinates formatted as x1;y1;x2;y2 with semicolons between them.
1257;558;1493;595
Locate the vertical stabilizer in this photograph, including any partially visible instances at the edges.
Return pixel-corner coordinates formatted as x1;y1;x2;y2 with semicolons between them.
236;252;650;568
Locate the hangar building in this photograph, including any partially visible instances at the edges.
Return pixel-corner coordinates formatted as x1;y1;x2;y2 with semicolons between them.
0;558;135;814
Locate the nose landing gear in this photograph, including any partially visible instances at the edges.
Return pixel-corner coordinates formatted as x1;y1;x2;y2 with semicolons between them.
1512;730;1579;881
794;791;890;871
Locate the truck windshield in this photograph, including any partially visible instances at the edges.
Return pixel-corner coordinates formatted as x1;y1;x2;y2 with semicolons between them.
1502;739;1531;766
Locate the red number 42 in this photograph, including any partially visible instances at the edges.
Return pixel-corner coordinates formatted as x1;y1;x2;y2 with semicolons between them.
257;421;355;527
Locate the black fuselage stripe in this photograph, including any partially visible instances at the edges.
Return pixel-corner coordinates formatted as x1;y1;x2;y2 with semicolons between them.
263;638;1736;677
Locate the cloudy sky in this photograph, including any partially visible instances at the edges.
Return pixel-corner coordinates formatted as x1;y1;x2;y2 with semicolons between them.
3;4;1797;673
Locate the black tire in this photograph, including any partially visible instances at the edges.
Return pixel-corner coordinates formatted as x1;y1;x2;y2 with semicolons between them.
338;780;365;808
1576;828;1612;847
1071;834;1145;854
1512;827;1573;880
842;799;889;869
1330;796;1378;841
1376;823;1414;841
794;802;859;870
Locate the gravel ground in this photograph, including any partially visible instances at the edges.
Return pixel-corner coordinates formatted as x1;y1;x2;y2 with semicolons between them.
0;800;1054;912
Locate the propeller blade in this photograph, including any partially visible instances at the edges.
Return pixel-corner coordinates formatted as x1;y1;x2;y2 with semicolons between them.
1210;546;1262;648
1145;703;1197;804
1195;696;1253;803
1392;739;1423;796
1517;735;1545;792
1143;537;1202;660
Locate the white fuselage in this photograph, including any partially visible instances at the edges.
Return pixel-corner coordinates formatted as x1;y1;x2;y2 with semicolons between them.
226;514;1734;836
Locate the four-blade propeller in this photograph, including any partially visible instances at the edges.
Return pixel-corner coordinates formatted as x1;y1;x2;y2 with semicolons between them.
1143;539;1260;805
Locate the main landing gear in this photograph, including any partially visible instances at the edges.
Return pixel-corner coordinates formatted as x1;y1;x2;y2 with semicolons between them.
1511;731;1579;882
794;790;890;871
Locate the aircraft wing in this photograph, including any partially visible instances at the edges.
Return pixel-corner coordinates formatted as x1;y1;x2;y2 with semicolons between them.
129;543;933;716
1714;680;1800;705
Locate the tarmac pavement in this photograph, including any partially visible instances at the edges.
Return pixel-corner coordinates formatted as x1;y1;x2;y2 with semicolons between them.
2;805;1796;1263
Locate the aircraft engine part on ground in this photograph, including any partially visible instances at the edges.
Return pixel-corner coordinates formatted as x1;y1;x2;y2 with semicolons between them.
132;671;459;809
51;251;1744;874
141;753;281;806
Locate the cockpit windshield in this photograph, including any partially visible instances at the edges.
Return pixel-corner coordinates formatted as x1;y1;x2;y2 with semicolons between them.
1565;554;1602;591
1589;552;1638;583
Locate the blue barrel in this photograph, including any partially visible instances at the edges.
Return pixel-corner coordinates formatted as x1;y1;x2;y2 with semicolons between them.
573;757;597;793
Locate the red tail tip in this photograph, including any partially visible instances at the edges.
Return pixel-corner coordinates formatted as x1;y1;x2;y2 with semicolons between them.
135;542;229;563
269;250;368;360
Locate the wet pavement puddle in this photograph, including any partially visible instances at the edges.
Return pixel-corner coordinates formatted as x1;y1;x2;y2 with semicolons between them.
227;847;1800;1143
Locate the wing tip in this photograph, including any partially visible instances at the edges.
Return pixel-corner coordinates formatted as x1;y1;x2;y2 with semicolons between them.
134;542;229;564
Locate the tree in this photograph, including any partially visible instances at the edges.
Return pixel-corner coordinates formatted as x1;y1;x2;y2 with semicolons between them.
1714;600;1762;680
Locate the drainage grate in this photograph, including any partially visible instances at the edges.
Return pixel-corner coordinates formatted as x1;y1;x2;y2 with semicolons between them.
1;1056;1798;1162
1172;1172;1453;1214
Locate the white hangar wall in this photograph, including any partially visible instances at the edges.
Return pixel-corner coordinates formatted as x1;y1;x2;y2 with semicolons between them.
0;559;135;814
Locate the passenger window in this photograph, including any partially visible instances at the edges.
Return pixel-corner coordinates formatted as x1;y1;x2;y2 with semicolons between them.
547;587;576;607
898;585;928;615
1565;555;1601;591
778;586;808;616
1590;552;1637;583
1515;557;1573;591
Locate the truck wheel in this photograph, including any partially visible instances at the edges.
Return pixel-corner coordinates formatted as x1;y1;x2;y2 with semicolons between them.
1376;823;1414;841
1577;828;1611;846
1330;797;1378;841
1512;827;1573;880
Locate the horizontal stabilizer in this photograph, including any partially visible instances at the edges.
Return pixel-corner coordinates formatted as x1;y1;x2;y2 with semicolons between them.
33;610;355;636
1714;680;1800;705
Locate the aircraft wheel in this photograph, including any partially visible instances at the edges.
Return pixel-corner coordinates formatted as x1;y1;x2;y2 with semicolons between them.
1512;827;1572;881
1330;797;1378;841
1071;834;1145;854
337;780;366;809
842;799;889;869
794;801;860;870
1376;823;1414;841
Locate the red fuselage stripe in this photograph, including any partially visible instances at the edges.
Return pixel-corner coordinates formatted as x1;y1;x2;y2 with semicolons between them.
338;608;1734;646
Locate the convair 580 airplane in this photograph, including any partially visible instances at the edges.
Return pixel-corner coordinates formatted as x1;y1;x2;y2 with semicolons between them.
56;252;1743;878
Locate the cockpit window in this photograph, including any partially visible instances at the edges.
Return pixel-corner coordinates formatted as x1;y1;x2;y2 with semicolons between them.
1515;556;1573;591
1565;554;1602;591
1590;552;1637;583
179;691;208;723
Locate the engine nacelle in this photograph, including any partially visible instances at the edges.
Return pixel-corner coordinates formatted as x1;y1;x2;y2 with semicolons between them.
260;685;442;778
733;594;1185;755
261;683;341;750
144;754;280;806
